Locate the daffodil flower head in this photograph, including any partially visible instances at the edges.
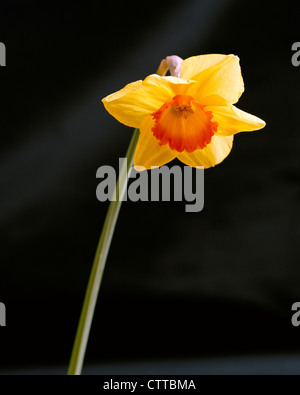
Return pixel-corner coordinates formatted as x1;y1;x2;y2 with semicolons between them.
102;54;266;170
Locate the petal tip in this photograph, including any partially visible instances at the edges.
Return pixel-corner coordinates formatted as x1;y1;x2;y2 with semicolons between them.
134;165;147;172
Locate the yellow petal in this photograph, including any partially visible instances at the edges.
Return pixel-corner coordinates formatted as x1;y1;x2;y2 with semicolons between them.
210;105;266;136
133;115;177;170
195;93;230;107
177;135;233;168
102;75;195;129
143;74;197;97
183;54;244;104
181;54;229;80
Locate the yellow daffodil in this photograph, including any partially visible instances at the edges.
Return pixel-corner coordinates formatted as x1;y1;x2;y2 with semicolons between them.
102;54;265;169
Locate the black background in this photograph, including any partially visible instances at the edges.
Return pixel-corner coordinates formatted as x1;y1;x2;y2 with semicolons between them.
0;0;300;372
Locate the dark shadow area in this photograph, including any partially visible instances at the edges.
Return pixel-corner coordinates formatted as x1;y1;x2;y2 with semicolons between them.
0;0;300;372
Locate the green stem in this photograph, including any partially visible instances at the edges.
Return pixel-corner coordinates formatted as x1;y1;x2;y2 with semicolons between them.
68;128;140;375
